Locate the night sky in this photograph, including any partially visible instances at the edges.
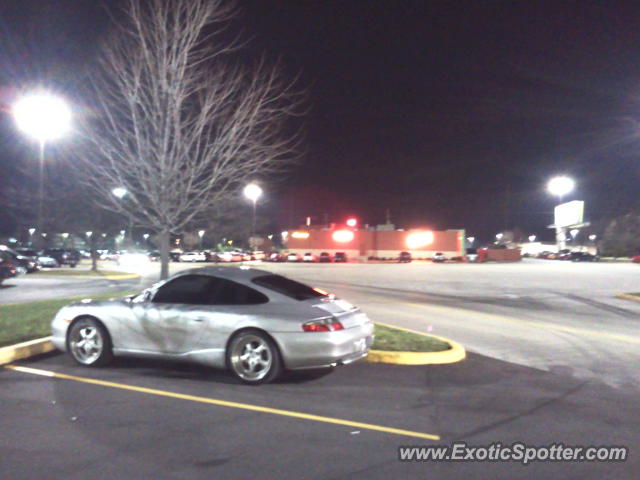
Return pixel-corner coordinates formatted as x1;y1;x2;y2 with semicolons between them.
2;0;640;242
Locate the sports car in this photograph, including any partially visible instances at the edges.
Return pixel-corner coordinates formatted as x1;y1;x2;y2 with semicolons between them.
51;267;374;384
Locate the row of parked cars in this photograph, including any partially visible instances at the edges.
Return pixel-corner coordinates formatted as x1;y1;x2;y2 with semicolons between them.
145;251;351;263
535;249;599;261
0;246;82;284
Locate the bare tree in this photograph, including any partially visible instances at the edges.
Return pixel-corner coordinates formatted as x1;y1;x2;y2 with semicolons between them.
79;0;303;278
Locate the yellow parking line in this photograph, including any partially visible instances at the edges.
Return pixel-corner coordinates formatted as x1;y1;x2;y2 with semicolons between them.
4;365;440;441
400;301;640;345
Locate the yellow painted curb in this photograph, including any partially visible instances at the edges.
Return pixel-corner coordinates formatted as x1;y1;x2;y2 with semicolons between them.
615;293;640;303
366;322;466;365
103;273;141;280
0;337;55;366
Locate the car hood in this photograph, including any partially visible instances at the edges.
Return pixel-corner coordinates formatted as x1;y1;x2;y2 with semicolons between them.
67;297;129;308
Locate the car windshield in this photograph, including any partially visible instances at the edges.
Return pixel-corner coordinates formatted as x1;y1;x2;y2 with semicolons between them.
252;274;327;301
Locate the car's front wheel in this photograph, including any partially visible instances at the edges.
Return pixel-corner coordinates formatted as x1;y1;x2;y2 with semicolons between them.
67;317;113;366
227;330;282;385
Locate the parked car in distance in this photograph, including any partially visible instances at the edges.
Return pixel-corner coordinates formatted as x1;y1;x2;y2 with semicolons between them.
632;255;640;264
398;251;412;263
287;252;300;262
266;252;282;262
43;248;80;267
0;250;20;284
179;251;207;262
251;251;266;261
36;252;59;268
303;252;316;262
319;252;332;263
51;267;374;384
466;248;478;262
217;251;244;262
15;248;42;272
557;249;572;260
569;251;599;262
2;246;39;273
432;252;446;263
334;252;348;263
148;251;161;262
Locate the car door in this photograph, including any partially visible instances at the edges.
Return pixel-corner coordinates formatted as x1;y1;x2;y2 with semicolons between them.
128;274;219;354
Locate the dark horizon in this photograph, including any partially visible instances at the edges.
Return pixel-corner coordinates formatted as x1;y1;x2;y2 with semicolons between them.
1;0;640;243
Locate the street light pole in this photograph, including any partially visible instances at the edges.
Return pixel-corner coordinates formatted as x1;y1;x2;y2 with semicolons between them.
547;176;575;251
12;92;71;232
243;183;263;250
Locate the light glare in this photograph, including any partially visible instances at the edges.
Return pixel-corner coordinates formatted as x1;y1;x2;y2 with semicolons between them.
332;230;354;243
13;93;72;142
547;176;575;198
406;231;434;249
244;183;263;202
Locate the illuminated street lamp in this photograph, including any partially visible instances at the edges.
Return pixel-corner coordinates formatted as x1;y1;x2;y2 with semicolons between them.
547;176;575;203
495;233;503;241
13;92;72;231
570;229;579;242
198;229;205;249
589;234;597;241
466;236;475;245
243;183;263;240
85;231;93;238
28;227;36;246
112;187;127;199
528;235;536;242
143;233;150;248
112;188;133;245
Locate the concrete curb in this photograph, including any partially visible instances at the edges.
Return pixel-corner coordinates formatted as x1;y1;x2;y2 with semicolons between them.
103;273;141;280
615;293;640;303
366;322;466;365
0;337;55;366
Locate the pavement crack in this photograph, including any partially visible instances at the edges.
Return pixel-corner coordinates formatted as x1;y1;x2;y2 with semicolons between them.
449;381;589;441
564;294;638;319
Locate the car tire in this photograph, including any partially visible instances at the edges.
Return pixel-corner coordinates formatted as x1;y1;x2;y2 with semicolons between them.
67;317;113;367
226;329;282;385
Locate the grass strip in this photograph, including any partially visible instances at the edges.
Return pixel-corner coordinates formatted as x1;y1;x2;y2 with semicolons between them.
0;291;138;348
372;323;450;352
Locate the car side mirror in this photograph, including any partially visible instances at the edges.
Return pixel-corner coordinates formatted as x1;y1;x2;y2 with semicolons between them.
131;289;153;303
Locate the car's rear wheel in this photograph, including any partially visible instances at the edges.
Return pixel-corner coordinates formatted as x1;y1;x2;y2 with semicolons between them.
67;317;113;366
227;330;282;385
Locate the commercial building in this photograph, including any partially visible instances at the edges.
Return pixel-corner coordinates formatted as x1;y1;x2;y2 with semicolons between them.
285;225;465;260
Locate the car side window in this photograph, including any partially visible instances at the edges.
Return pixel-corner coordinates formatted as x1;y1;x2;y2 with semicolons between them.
213;279;269;305
152;274;219;305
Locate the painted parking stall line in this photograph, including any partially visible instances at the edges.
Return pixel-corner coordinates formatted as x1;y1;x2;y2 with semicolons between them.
4;364;440;441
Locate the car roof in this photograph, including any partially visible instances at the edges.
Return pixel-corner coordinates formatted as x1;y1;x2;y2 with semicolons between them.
174;266;272;282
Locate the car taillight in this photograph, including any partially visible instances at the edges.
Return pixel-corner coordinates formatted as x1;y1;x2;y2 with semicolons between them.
302;318;344;332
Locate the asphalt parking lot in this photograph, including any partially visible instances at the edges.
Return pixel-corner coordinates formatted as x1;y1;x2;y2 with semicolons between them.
2;349;638;480
1;259;638;478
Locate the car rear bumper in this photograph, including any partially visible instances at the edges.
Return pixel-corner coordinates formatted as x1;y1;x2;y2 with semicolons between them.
273;322;375;370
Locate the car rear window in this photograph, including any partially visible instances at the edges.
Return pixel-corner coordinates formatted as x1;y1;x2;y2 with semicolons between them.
252;274;327;301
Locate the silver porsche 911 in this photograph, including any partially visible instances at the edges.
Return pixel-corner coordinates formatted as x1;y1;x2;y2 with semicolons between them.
51;267;374;384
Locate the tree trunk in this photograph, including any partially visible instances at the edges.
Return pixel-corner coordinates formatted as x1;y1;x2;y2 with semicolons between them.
91;247;98;272
159;230;170;280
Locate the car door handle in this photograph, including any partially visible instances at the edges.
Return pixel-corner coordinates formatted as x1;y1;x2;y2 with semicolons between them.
191;317;206;322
